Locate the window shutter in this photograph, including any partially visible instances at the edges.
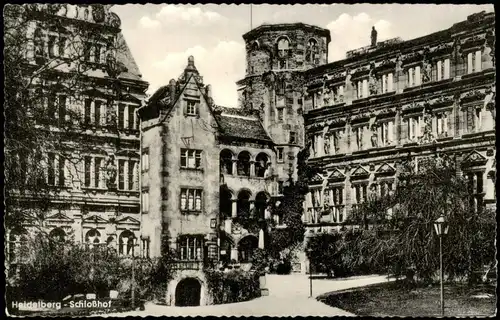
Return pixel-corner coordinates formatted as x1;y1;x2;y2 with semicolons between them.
444;59;450;79
467;52;473;73
475;50;482;72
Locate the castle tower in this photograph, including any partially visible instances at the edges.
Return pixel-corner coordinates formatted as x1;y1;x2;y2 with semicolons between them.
237;23;330;182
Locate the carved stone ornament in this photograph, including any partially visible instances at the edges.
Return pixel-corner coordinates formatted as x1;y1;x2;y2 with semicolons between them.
91;4;105;23
108;12;121;28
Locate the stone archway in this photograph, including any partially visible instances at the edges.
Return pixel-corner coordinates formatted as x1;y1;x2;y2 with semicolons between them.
175;278;201;307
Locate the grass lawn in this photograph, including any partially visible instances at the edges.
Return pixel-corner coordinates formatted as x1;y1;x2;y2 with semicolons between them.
318;280;496;317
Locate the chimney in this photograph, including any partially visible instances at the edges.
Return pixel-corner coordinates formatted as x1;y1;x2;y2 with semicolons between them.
169;79;176;101
371;26;378;47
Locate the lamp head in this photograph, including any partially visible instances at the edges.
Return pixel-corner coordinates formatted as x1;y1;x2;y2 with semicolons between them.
433;214;449;236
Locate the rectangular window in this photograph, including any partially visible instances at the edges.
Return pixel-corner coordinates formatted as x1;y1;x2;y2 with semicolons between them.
278;181;284;195
47;94;57;120
180;149;202;169
94;100;102;126
128;105;135;129
118;159;125;190
84;99;92;125
94;44;101;64
141;151;149;171
289;131;297;144
58;95;66;124
128;161;135;190
141;191;149;212
47;153;56;185
285;97;294;106
118;104;126;128
180;188;203;212
48;35;56;58
179;236;204;261
468;51;482;74
378;121;394;146
354;184;368;204
58;36;66;57
277;147;284;163
84;156;91;188
354;126;364;150
436;113;449;137
186;100;199;116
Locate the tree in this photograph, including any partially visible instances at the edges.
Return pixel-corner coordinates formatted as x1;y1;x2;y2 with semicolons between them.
268;143;317;268
4;4;145;235
346;155;496;283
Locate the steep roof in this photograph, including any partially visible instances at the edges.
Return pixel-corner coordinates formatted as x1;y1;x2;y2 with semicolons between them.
215;106;273;143
115;33;144;82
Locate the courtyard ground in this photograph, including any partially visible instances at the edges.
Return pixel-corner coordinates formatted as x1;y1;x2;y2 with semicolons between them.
318;280;496;317
100;274;390;317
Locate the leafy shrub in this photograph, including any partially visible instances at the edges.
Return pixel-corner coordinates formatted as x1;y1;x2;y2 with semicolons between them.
204;269;260;304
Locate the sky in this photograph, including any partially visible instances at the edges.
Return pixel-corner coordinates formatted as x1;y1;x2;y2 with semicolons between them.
111;4;494;107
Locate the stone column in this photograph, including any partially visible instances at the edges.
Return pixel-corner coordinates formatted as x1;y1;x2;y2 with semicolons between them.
231;200;237;218
249;201;255;217
230;248;238;262
250;161;256;177
232;159;237;175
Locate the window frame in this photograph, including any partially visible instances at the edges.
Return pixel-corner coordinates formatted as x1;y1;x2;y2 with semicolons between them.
180;188;203;213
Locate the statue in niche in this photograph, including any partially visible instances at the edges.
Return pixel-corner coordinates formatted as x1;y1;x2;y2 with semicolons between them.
323;87;331;106
368;63;378;95
324;134;331;155
333;130;341;153
420;105;434;143
345;69;353;94
421;49;432;83
105;155;117;189
370;124;378;147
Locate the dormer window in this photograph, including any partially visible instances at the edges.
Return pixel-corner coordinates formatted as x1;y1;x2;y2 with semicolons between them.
186;99;199;116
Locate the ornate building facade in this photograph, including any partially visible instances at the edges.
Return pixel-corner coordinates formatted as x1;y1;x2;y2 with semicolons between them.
301;11;496;234
6;4;148;268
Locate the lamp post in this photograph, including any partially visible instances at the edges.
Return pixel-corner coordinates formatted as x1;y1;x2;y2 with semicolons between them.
433;214;449;317
307;248;313;298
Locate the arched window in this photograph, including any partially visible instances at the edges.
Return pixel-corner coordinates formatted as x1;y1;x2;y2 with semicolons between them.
277;37;290;70
237;190;252;217
220;186;233;218
49;228;66;242
119;230;136;256
255;153;269;177
251;41;259;52
220;149;233;175
306;38;318;63
255;192;269;220
85;229;101;246
237;151;251;176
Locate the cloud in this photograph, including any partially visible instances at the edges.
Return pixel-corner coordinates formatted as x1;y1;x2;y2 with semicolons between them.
138;16;161;29
326;13;395;61
149;41;245;107
155;5;227;27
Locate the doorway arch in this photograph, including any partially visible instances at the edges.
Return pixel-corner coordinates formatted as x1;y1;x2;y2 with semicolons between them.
175;278;201;306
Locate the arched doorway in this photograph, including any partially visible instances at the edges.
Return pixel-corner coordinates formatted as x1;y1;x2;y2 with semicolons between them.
238;235;258;263
175;278;201;307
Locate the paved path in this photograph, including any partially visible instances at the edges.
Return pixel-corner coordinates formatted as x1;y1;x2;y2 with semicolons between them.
101;274;389;317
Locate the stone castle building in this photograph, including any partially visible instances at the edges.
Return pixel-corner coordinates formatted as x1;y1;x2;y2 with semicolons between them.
6;4;148;267
301;10;495;234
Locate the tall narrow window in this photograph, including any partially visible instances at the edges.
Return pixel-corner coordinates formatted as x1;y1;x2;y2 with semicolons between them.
128;105;135;129
94;157;102;188
141;150;149;171
48;153;56;185
468;51;482;73
141;191;149;212
58;95;67;125
118;104;126;128
289;131;297;144
277;147;284;163
84;99;92;125
118;159;125;190
84;156;92;188
94;100;102;126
